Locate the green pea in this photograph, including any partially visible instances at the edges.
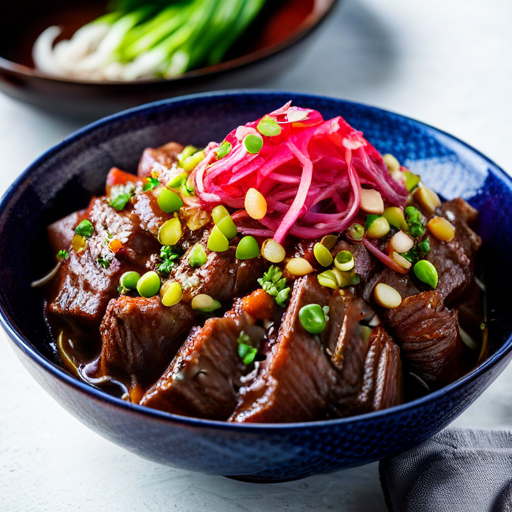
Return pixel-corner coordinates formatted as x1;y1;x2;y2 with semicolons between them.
257;116;282;137
207;226;229;252
158;218;183;246
212;205;230;225
236;236;260;260
75;220;94;239
167;172;188;188
182;150;204;172
314;243;333;267
317;270;339;290
244;134;264;154
137;271;161;298
299;304;327;334
217;215;238;240
191;294;222;312
413;260;438;288
120;271;140;290
188;243;207;268
157;188;183;213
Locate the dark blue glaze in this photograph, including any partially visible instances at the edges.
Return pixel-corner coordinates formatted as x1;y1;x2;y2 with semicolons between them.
0;91;511;482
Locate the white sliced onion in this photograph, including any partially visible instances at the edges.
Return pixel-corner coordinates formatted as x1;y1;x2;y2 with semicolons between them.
32;26;63;76
31;261;62;288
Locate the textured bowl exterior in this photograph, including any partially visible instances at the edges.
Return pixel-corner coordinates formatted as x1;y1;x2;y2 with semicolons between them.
1;91;511;482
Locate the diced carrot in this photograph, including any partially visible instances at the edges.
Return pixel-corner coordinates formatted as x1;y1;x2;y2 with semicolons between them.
108;238;123;253
105;167;139;196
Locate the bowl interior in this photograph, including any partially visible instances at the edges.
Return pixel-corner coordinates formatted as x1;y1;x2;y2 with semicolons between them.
0;0;330;82
0;91;511;409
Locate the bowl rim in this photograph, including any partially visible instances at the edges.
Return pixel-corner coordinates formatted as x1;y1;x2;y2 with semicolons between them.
1;89;511;432
0;0;339;86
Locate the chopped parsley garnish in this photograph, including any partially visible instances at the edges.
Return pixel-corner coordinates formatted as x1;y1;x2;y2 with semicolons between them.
56;250;69;260
109;192;132;211
216;140;232;159
74;220;94;239
143;176;159;191
97;255;112;269
403;237;431;263
156;245;181;276
237;331;258;365
258;265;291;307
405;206;426;238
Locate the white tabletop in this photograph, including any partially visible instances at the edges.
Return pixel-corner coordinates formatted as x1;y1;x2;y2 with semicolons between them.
1;0;512;510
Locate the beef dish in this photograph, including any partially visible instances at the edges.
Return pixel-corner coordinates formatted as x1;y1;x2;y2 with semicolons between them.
39;102;485;423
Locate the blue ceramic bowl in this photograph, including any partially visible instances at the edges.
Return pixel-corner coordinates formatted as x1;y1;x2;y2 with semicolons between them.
0;91;511;482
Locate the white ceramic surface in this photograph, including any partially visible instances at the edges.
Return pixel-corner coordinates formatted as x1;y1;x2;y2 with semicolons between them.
1;0;511;509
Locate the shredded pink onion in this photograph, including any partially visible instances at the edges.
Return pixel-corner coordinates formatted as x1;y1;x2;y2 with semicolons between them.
192;103;408;241
363;238;409;274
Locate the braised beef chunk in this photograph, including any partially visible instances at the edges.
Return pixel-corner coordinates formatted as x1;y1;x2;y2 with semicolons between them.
47;197;160;334
99;295;195;386
425;199;482;303
384;291;463;387
356;327;403;412
231;275;338;423
174;245;268;302
140;290;275;419
137;141;184;178
362;267;419;304
47;210;87;253
321;292;375;414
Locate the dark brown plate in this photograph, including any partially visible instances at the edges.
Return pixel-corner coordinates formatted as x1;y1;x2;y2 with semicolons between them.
0;0;339;118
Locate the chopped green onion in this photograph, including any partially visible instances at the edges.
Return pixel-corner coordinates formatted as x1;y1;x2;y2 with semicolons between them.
244;134;263;154
366;217;390;239
191;293;222;313
332;268;360;288
167;172;188;188
212;205;230;225
313;243;333;267
217;215;238;240
157;187;183;213
299;304;326;334
317;270;339;290
158;218;183;246
403;170;421;192
237;331;257;365
383;207;408;230
347;223;365;241
97;255;112;269
109;192;132;211
257;116;282;137
188;243;207;267
320;235;338;250
365;215;380;230
180;179;195;197
207;226;229;252
74;220;94;239
182;150;204;172
178;145;199;166
216;140;232;159
57;250;69;260
334;251;355;272
143;176;159;191
236;236;260;260
413;260;438;288
137;271;161;298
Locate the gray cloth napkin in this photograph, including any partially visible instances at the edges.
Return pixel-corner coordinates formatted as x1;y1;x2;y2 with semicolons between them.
379;428;512;512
